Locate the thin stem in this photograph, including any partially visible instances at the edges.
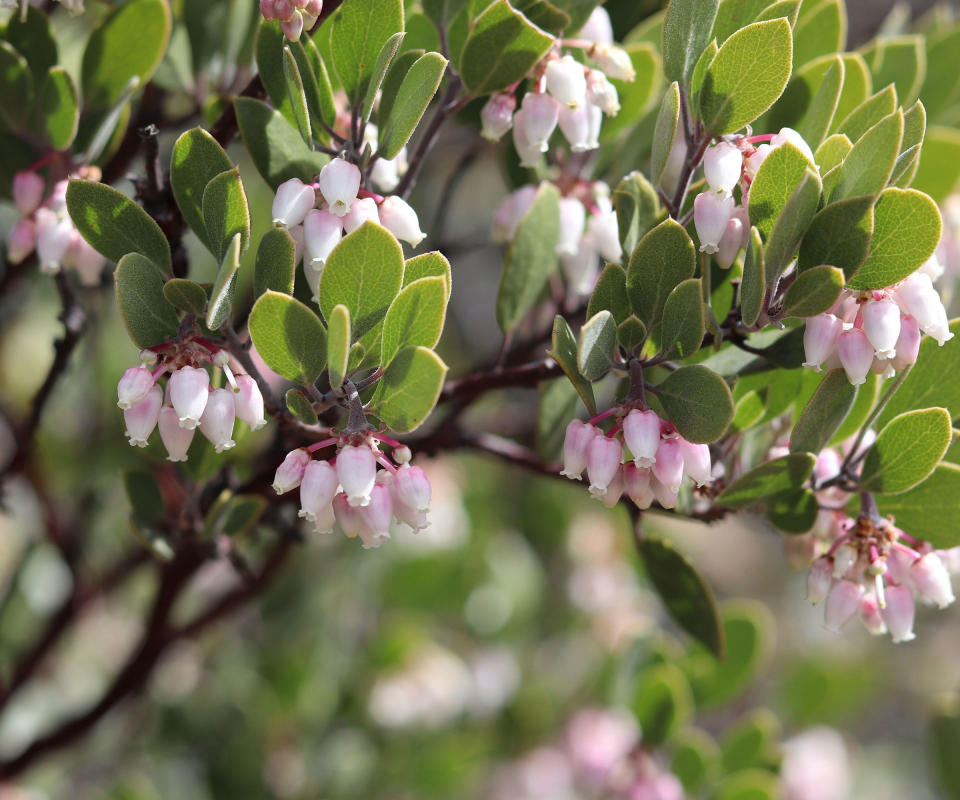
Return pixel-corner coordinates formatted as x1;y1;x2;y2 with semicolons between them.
841;365;913;475
220;321;284;420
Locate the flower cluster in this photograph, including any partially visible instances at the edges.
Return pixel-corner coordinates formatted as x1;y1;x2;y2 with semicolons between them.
117;344;266;460
479;7;635;160
560;407;712;510
492;179;620;295
271;158;425;302
259;0;322;41
6;168;105;285
272;432;432;549
802;265;953;384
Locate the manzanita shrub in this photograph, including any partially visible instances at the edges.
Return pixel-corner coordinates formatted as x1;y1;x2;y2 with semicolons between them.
2;0;960;794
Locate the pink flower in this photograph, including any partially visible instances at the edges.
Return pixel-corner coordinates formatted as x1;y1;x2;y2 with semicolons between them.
882;583;916;643
703;141;742;195
158;406;194;462
123;384;163;447
199;388;236;452
586;434;622;498
823;580;863;632
337;443;377;507
653;439;684;492
233;374;266;431
623;409;660;468
272;448;311;494
837;327;874;385
318;159;361;217
560;419;596;480
299;460;338;533
480;93;516;141
168;366;210;430
693;191;734;254
272;178;315;228
12;171;45;216
117;366;156;409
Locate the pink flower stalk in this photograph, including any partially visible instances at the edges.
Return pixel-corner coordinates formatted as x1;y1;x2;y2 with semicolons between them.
303;209;342;270
273;448;311;494
480;93;516;141
586;434;622;498
299;460;338;533
117;366;156;409
123;384;163;447
272;178;315;228
623;409;660;468
158;406;194;462
546;55;587;109
337;443;377;507
318;158;361;217
199;388;236;452
882;583;916;643
703;141;742;195
861;298;901;358
560;419;596;479
837;327;874;386
520;93;560;153
168;366;210;429
378;196;426;246
233;374;267;431
12;171;44;216
823;580;864;632
342;197;379;233
693;191;734;254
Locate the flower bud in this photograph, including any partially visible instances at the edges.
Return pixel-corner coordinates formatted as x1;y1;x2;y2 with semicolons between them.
653;438;684;492
199;388;236;452
158;406;194;461
772;127;816;165
590;44;635;81
837;327;874;386
273;448;311;494
577;6;613;44
911;552;956;608
280;9;305;40
272;177;315;228
378;196;426;246
392;444;412;465
303;209;342;270
168;366;210;429
586;206;622;263
260;0;279;19
546;56;587;110
299;460;338;533
556;198;586;256
882;583;916;643
823;579;864;632
650;473;678;508
492;185;537;243
342;197;379;234
586;69;619;115
511;108;543;167
714;214;744;268
359;480;393;547
623;409;660;468
703;141;743;195
520;93;560;152
560;419;596;479
12;171;44;216
807;556;833;604
318;158;361;217
861;298;901;358
802;313;843;370
891;314;921;370
234;374;267;431
480;92;516;141
586;434;622;498
693;191;734;254
623;463;655;509
35;209;73;274
6;217;36;264
123;384;162;447
680;440;711;487
117;366;156;409
337;443;377;507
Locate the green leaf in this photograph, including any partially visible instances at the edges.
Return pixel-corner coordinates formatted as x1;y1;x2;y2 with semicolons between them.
835;83;897;143
747;142;815;240
651;81;681;186
327;304;351;389
698;19;793;135
203;493;267;538
362;31;405;126
797;195;874;278
715;770;780;800
846;188;941;290
626;218;696;329
259;23;331;138
546;315;596;414
304;39;338;130
282;45;312;146
762;166;822;282
66;180;171;272
781;266;844;318
790;369;858;454
162;278;207;317
913;126;960;205
81;0;172;110
378;52;448;160
731;389;766;433
614;171;662;258
169;127;234;252
536;378;579;460
671;728;720;795
206;233;242;331
754;0;801;25
828;371;879;445
113;253;180;348
661;278;704;359
402;251;452;300
766;489;819;533
877;463;960;548
381;276;447;367
286;388;319;425
921;26;960;119
377;49;424;129
235;97;329;190
327;0;404;101
860;408;952;494
588;264;630;324
890;100;925;186
124;469;166;527
717;453;816;507
688;39;718;114
248;290;328;385
831;53;871;133
815;132;852;173
5;6;57;86
720;710;781;773
459;0;554;95
638;536;725;657
787;55;844;149
827;109;903;202
740;227;765;327
864;34;925;105
661;0;719;87
372;346;448;432
877;319;960;427
202;168;250;263
254;227;296;297
792;0;846;70
712;0;769;43
40;68;79;150
577;310;617;381
653;365;734;443
631;663;695;746
618;316;647;354
496;182;560;333
0;42;33;131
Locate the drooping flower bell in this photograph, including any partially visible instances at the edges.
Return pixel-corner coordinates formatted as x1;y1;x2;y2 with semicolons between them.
623;409;660;468
590;44;635;81
234;374;267;431
585;69;619;116
117;366;156;409
378;196;426;247
861;297;901;359
158;406;195;462
556;198;586;256
693;191;734;254
546;56;587;110
520;93;560;153
299;459;339;533
123;384;163;447
273;448;311;494
303;209;342;270
199;388;237;453
837;328;874;386
586;435;622;498
802;313;843;370
12;171;44;217
560;419;596;480
703;141;743;195
337;443;378;507
272;178;316;228
318;158;361;217
480;92;516;141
